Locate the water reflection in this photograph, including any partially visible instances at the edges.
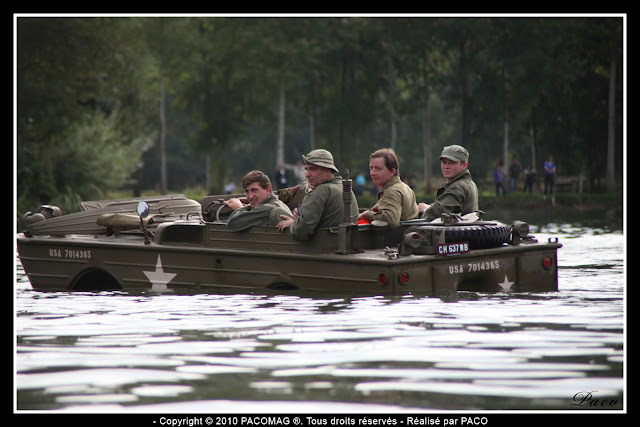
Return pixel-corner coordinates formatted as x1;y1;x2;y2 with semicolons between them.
15;212;624;412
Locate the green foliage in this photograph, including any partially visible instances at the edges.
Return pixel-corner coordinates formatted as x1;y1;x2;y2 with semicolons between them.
18;111;154;213
17;17;157;214
16;16;624;216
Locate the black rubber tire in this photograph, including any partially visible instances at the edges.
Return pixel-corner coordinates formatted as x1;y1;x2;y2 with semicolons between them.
409;222;511;250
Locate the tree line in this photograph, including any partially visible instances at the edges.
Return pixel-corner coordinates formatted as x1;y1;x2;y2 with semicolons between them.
16;16;624;214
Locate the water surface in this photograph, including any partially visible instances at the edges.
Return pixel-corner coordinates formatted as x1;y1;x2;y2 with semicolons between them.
15;209;625;412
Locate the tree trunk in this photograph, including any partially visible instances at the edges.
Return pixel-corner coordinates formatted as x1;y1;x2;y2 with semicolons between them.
387;54;397;151
308;80;317;150
529;117;538;191
205;154;211;193
207;144;227;195
460;39;473;148
276;74;286;169
422;61;432;193
502;65;509;172
606;37;616;192
308;103;316;151
159;20;168;195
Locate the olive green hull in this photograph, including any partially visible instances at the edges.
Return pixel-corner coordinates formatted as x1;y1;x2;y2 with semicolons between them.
17;194;561;296
17;226;560;295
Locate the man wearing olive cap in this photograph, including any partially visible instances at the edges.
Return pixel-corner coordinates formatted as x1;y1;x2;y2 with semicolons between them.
277;149;359;240
419;145;478;221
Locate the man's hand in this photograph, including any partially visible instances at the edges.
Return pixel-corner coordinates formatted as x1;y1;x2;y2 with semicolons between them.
223;198;245;211
418;202;430;216
358;211;371;221
277;215;295;232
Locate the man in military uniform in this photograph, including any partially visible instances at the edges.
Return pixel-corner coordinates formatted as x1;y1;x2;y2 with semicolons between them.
357;148;419;228
224;170;293;231
419;145;478;221
276;179;310;213
277;149;358;240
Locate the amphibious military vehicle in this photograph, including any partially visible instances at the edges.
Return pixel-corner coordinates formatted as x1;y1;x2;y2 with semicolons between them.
17;175;561;296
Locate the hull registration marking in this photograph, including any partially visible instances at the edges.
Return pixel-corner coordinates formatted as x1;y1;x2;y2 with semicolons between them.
437;242;469;255
448;260;500;274
49;248;92;259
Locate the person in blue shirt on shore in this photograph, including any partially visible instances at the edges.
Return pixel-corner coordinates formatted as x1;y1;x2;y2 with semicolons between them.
543;155;556;199
493;161;506;197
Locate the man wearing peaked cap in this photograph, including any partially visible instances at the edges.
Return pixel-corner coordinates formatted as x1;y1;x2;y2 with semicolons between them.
419;145;479;221
277;149;358;240
439;145;469;163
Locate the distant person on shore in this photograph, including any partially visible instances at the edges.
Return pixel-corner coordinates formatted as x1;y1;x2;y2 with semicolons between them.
273;164;293;190
276;149;358;240
355;171;366;196
509;157;521;193
543;155;556;199
493;160;506;197
224;179;237;194
357;148;419;228
224;170;292;231
523;165;536;194
419;145;479;221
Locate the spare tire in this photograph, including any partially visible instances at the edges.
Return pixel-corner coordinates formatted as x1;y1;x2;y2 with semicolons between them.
444;222;511;249
408;221;511;250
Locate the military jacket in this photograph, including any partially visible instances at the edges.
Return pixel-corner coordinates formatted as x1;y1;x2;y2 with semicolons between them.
363;176;419;228
277;181;310;212
422;170;478;221
226;194;292;231
290;176;359;241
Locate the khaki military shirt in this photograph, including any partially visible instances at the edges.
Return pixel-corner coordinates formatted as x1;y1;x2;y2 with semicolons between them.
277;181;310;212
226;194;292;231
422;170;478;221
290;176;359;241
363;176;419;228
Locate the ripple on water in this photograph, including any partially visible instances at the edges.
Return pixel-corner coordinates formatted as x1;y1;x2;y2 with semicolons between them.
15;228;625;411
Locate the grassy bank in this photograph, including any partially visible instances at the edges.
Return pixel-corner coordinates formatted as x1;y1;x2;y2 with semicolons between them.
19;186;622;234
475;190;623;210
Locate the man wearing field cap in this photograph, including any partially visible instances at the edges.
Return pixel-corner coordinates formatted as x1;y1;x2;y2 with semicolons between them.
277;149;359;240
419;145;478;221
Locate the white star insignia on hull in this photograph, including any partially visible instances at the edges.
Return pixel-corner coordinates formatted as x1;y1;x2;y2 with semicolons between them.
497;275;514;291
143;254;176;291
